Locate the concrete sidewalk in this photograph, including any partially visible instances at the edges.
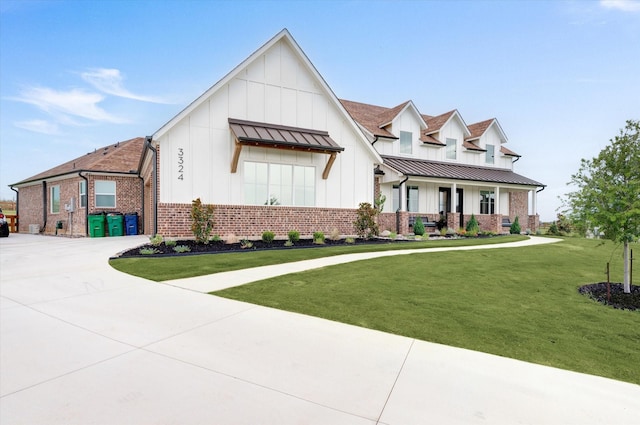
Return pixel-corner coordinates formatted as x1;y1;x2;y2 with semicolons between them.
1;234;639;424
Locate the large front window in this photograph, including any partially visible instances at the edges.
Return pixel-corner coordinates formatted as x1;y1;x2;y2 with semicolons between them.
392;184;418;212
51;185;60;213
446;138;457;159
400;131;412;154
244;162;315;206
95;180;116;208
480;190;495;214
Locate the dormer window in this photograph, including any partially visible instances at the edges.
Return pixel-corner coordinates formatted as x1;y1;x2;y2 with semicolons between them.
446;138;457;159
400;131;412;154
485;144;495;164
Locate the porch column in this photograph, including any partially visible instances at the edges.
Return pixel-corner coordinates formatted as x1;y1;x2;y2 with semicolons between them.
495;186;500;215
531;189;537;215
451;182;457;230
400;180;407;212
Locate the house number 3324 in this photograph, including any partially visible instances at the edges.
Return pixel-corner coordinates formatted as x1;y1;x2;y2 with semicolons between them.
177;148;184;180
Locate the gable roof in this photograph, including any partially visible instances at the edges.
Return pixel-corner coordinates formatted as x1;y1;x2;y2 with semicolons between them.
152;29;381;163
466;118;508;143
381;155;544;187
339;99;398;139
423;109;471;138
12;137;145;186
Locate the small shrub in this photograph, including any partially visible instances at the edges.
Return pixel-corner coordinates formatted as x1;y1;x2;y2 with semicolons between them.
225;233;238;244
173;245;191;253
446;228;456;236
345;237;355;244
284;240;294;247
466;213;480;236
210;234;222;242
288;230;300;243
422;233;429;240
164;239;177;247
510;216;521;234
329;228;341;241
440;227;447;236
262;231;275;243
139;247;159;255
313;231;325;244
415;235;422;241
191;198;215;244
413;217;425;236
149;234;163;246
389;232;397;240
240;239;254;249
457;228;467;237
353;202;379;238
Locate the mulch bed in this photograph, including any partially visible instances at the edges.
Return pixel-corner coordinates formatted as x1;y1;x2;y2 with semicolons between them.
115;237;415;258
579;283;640;311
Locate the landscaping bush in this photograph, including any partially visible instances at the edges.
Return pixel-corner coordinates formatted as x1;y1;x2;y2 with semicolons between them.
262;231;275;244
288;230;300;243
191;198;215;244
173;245;191;253
510;216;521;235
165;239;177;247
466;213;479;236
353;202;379;238
313;231;325;244
413;216;425;236
329;228;341;241
149;234;163;246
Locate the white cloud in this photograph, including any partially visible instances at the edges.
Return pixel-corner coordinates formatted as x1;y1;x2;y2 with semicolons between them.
81;68;171;104
12;86;127;124
14;119;60;135
600;0;640;12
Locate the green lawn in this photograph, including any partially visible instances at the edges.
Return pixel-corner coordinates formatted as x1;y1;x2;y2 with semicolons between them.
109;235;526;281
215;237;640;384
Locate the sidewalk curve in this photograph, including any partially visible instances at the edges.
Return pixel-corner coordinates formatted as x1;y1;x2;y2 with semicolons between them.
165;235;562;293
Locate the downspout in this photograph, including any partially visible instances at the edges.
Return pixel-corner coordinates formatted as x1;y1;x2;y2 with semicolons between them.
79;172;89;235
371;135;380;146
10;186;19;232
41;181;47;233
512;156;520;164
536;186;545;194
144;136;158;235
138;174;144;236
396;175;409;233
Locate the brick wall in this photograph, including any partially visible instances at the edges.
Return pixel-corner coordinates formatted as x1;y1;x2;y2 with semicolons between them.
508;191;528;224
156;203;362;238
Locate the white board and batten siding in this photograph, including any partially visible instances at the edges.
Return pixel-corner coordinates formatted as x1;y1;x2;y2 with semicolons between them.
157;36;377;209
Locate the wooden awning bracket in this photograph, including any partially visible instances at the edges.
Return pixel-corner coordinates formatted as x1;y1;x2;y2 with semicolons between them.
322;152;337;180
231;141;242;173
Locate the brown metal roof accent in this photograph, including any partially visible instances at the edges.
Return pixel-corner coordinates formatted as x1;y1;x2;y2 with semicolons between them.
229;118;344;153
13;137;145;185
466;118;495;141
500;146;521;157
382;155;543;186
463;140;487;152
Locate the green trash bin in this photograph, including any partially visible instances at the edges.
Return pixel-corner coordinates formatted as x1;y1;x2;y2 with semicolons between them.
88;214;105;238
106;213;124;237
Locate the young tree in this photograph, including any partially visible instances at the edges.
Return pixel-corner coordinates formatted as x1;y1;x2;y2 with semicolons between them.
564;120;640;293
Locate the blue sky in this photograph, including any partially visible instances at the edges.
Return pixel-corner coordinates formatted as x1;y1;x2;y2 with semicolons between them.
1;0;638;221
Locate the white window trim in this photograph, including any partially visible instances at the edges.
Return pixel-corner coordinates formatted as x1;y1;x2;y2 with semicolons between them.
244;161;316;207
51;185;60;214
446;138;457;160
95;180;116;209
79;181;87;209
400;131;413;155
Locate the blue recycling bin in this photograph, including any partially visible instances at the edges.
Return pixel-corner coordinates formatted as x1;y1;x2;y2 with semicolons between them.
125;213;138;235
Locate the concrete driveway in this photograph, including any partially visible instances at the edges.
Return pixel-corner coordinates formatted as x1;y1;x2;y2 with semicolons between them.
1;234;638;424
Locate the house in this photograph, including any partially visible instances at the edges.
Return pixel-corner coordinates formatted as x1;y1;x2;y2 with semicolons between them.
10;138;145;236
11;29;543;238
138;29;382;238
340;100;544;234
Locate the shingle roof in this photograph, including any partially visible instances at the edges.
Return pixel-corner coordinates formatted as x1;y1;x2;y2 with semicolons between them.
423;110;456;135
466;118;495;140
13;137;145;185
339;99;398;139
500;146;521;157
381;155;544;186
229;118;344;152
463;140;487;152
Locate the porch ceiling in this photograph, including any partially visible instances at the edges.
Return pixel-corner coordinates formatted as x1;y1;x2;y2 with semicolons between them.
382;155;544;187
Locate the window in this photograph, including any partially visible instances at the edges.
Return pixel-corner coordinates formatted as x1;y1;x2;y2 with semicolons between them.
79;181;87;208
480;190;495;214
486;144;495;164
95;180;116;208
244;162;315;206
51;185;60;213
400;131;412;154
392;184;418;212
446;138;457;159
